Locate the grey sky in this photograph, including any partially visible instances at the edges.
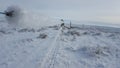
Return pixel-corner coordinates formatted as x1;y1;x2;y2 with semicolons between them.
0;0;120;24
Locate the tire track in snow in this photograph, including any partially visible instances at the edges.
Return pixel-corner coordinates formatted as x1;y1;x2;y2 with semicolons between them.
40;27;62;68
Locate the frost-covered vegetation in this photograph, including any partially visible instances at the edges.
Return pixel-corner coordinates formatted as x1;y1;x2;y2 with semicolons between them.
0;6;120;68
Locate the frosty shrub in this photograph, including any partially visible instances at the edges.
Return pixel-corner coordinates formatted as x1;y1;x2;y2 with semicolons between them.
18;28;35;33
21;38;33;43
0;30;12;34
70;30;80;36
65;30;80;36
92;32;101;36
83;31;89;35
0;30;6;34
27;28;35;32
51;25;59;30
68;45;111;58
18;28;28;32
37;33;47;39
107;33;115;37
86;46;110;58
37;27;47;32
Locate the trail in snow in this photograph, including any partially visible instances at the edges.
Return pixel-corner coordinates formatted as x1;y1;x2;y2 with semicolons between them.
40;27;62;68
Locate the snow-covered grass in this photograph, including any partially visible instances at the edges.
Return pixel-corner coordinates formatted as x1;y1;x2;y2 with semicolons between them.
0;9;120;68
0;19;120;68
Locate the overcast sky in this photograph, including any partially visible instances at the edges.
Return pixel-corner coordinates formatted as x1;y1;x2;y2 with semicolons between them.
0;0;120;25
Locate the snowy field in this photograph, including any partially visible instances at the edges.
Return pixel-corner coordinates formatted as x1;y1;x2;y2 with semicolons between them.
0;16;120;68
0;6;120;68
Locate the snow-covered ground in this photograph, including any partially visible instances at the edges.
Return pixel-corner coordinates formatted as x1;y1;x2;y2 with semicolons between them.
0;13;120;68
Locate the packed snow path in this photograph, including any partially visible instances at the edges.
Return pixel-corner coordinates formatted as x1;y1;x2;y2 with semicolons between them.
0;22;120;68
40;27;62;68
